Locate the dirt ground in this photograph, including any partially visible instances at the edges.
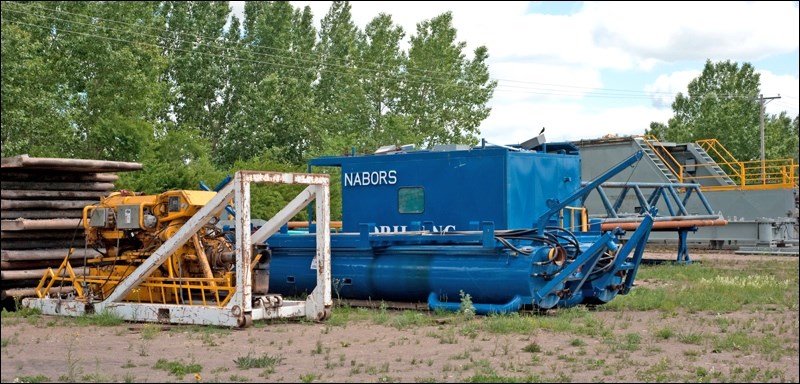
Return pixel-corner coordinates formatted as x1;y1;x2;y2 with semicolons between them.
1;250;798;383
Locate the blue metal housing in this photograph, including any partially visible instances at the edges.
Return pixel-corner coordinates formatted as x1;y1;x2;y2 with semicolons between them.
261;142;653;314
308;143;581;232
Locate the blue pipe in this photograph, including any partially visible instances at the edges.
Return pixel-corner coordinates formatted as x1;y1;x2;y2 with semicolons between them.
427;292;523;315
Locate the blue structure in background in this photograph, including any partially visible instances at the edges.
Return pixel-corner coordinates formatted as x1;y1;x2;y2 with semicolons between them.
262;141;655;314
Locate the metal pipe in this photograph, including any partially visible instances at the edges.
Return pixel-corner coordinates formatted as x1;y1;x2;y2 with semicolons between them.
0;181;115;191
1;190;108;199
1;154;142;172
1;199;98;210
0;172;119;182
600;219;727;230
1;219;82;231
1;248;103;261
1;267;88;281
1;210;84;219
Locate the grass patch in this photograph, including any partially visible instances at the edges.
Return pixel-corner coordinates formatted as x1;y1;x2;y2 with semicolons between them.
234;352;283;370
153;358;202;378
72;310;125;327
465;373;546;383
390;310;432;330
522;342;542;353
11;375;49;383
140;324;161;340
603;261;799;313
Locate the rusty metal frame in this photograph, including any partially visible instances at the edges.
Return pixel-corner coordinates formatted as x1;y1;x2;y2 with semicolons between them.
22;171;331;327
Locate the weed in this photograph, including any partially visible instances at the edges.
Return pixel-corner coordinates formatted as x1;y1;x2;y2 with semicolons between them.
312;339;323;354
299;373;319;382
391;310;430;330
12;376;49;383
459;290;475;320
140;324;161;340
570;338;587;347
678;332;705;345
522;342;541;353
74;310;124;326
153;358;202;378
60;336;82;382
137;341;149;357
234;352;283;370
121;360;136;369
229;374;250;382
622;333;641;351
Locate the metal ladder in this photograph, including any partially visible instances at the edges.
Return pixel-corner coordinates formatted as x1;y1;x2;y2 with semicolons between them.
690;143;737;186
634;137;679;183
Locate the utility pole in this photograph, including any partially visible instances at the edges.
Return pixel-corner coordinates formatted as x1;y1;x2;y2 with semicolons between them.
758;94;781;184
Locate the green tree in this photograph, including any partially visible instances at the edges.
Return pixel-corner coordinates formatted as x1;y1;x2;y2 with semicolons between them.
158;1;231;155
764;112;799;162
356;13;411;151
656;60;762;161
1;1;167;161
313;1;371;155
218;1;317;166
401;12;497;148
644;122;669;140
1;1;72;157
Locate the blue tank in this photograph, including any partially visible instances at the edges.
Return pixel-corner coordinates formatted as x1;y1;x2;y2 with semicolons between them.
261;142;653;314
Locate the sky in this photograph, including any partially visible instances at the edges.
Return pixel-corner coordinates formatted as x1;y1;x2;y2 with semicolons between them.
231;1;799;146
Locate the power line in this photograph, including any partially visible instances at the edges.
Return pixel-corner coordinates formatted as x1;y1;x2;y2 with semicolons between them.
0;1;689;99
2;1;798;104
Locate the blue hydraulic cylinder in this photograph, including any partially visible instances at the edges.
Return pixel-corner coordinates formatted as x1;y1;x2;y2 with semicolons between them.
266;234;569;311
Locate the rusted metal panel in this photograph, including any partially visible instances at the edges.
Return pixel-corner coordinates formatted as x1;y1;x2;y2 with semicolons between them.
1;248;102;261
0;181;115;191
1;210;84;219
1;218;83;231
1;199;97;210
0;171;119;182
1;154;142;172
1;189;107;200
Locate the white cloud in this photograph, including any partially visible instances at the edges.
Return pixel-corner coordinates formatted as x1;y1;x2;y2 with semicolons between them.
759;70;800;116
644;70;700;108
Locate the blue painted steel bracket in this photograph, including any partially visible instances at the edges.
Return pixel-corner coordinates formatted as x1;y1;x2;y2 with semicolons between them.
536;150;644;233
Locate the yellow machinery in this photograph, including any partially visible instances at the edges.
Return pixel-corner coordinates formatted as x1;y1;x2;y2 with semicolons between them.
25;171;333;327
73;190;237;305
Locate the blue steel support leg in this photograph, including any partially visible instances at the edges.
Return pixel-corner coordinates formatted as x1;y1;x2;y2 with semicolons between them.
675;227;697;264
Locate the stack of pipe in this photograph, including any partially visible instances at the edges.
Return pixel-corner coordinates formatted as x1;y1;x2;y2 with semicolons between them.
1;154;142;301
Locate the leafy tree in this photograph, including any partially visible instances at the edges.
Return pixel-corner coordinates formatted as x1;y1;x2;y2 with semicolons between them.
313;1;371;155
650;60;761;161
218;1;317;166
356;13;411;151
1;2;72;157
400;12;496;148
118;127;221;194
764;112;799;162
158;1;231;154
1;1;167;161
